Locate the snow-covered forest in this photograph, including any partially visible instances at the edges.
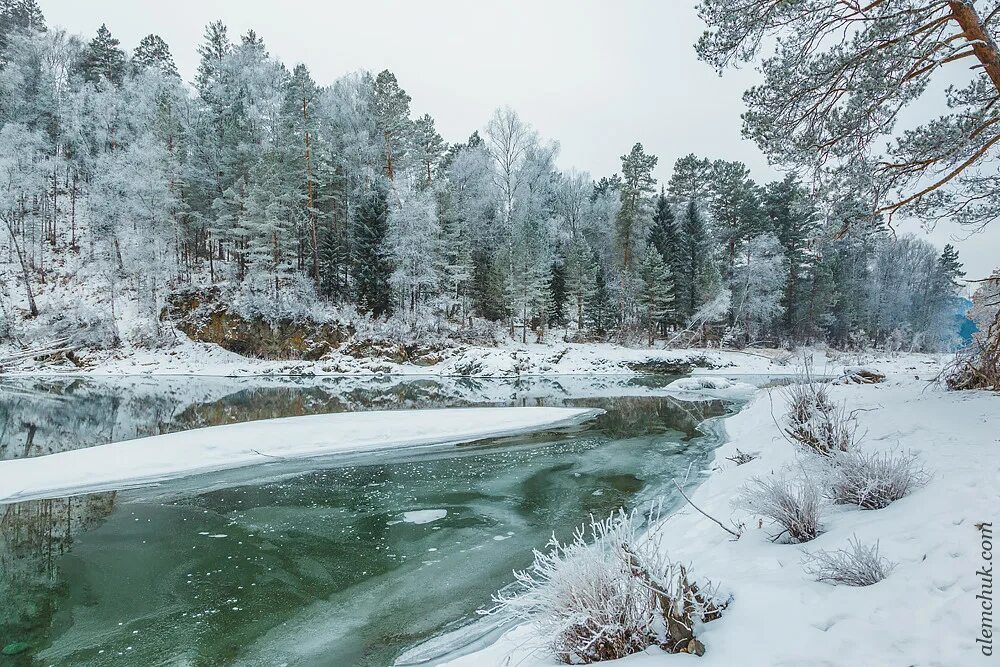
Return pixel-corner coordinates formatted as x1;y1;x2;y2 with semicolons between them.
0;1;969;355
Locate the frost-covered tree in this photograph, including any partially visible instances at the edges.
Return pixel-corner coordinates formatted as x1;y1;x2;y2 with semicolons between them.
615;142;657;274
351;181;392;316
412;113;446;186
387;181;441;313
132;34;178;78
0;122;46;315
80;24;126;85
729;233;787;345
697;0;1000;231
638;246;675;344
372;70;411;180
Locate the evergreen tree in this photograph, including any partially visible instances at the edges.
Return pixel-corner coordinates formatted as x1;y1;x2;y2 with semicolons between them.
81;24;126;85
564;234;596;332
547;254;568;328
666;154;712;203
412;113;446;186
587;260;613;335
763;174;818;338
638;246;675;343
351;182;393;316
470;249;508;322
615;142;657;273
677;200;715;319
938;243;965;287
648;187;682;322
195;21;230;97
0;0;44;55
132;34;178;77
372;69;411;179
282;63;323;283
710;160;763;281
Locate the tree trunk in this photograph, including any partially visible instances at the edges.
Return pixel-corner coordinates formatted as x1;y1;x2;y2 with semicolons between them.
949;1;1000;93
4;218;38;317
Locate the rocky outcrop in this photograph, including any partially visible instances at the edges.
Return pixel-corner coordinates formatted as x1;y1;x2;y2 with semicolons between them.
163;287;350;360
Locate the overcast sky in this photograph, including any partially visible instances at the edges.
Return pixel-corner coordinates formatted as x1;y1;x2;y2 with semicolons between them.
38;0;999;282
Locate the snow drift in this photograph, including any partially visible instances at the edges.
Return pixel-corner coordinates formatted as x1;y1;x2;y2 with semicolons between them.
0;407;603;504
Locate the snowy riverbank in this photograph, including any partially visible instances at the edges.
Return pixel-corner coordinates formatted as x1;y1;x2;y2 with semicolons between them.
0;406;601;504
0;337;942;379
438;357;997;666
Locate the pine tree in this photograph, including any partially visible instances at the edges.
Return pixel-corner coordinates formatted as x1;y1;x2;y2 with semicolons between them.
638;246;675;344
283;63;323;283
470;249;508;322
615;142;657;273
0;0;44;55
372;70;411;180
763;174;818;338
351;181;393;316
564;235;596;332
648;188;682;323
677;200;716;319
195;21;230;98
666;154;712;203
132;34;179;77
412;113;446;187
938;243;965;287
81;24;126;85
710;160;763;282
587;260;613;336
548;255;568;328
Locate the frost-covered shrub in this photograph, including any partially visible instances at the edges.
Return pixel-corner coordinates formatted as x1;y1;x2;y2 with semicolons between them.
948;271;1000;391
827;449;928;510
803;536;895;586
31;294;119;349
737;475;823;543
783;382;856;456
230;273;338;324
489;508;727;662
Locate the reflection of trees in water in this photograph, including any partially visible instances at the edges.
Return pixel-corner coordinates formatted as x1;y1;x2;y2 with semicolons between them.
0;377;184;460
572;396;729;438
0;376;729;463
0;493;116;643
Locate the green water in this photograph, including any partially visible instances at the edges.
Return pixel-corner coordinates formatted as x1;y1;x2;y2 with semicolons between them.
0;376;733;666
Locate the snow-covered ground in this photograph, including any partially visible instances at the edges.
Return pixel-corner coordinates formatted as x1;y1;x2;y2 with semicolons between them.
0;406;601;504
438;357;997;666
0;335;941;379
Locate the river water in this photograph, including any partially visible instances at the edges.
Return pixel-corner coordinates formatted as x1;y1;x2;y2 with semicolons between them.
0;375;736;666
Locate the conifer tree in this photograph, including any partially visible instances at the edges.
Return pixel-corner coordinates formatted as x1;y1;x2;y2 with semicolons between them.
938;244;965;287
81;24;126;85
587;261;613;336
351;181;392;316
615;142;657;273
648;188;682;322
412;113;446;186
677;200;718;320
132;34;178;77
0;0;44;55
372;70;411;180
638;246;675;344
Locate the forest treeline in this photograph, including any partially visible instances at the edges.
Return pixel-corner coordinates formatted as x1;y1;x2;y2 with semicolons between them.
0;1;966;351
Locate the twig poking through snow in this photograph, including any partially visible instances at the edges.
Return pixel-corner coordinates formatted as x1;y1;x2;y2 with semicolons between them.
673;479;742;539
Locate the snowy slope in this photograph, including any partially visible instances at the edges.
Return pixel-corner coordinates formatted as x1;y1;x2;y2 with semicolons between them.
438;365;997;666
0;406;602;504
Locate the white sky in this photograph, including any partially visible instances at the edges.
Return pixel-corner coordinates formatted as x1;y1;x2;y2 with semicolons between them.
37;0;999;282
